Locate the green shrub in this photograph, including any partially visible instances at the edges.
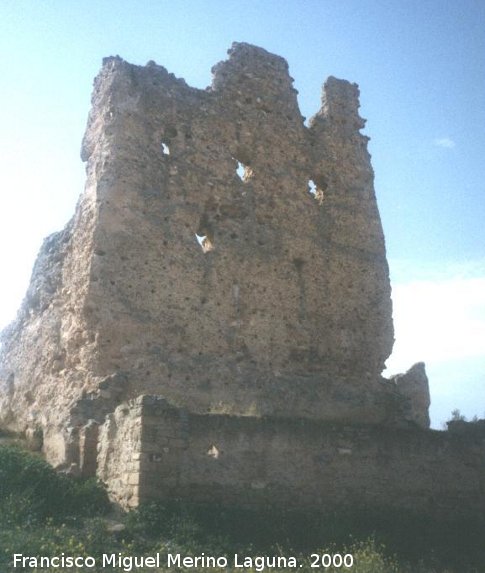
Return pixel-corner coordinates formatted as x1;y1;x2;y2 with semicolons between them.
67;476;112;518
0;445;110;524
1;447;484;572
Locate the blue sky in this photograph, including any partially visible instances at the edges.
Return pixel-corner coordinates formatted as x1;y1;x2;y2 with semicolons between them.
1;0;484;427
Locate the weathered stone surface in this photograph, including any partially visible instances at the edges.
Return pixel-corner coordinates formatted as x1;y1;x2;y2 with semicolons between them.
100;394;485;518
0;43;456;513
77;44;397;421
0;44;404;459
97;400;142;507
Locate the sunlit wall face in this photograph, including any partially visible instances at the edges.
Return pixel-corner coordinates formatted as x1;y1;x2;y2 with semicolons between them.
0;0;484;428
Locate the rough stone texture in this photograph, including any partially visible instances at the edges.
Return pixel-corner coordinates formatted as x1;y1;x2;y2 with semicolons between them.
1;43;476;517
97;401;143;507
100;395;485;518
0;44;407;462
76;43;398;423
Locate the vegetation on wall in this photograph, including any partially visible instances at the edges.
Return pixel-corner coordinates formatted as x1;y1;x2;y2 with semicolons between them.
0;445;484;573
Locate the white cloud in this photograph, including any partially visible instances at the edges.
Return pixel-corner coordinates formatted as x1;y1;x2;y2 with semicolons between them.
385;275;485;374
433;137;455;149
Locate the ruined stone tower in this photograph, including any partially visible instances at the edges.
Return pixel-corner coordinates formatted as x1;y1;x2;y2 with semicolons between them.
1;44;482;515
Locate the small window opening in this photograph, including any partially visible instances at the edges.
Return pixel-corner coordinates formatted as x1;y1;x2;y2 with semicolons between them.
236;161;245;180
308;179;324;205
161;142;170;155
207;444;220;459
195;233;213;253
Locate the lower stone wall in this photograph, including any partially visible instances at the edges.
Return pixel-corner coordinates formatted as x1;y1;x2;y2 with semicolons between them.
97;401;143;507
98;395;485;518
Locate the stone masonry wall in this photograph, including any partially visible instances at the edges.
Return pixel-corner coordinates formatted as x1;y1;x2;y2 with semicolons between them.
0;43;424;470
76;44;396;422
100;396;485;518
97;400;143;507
